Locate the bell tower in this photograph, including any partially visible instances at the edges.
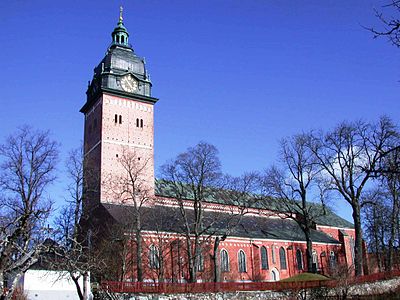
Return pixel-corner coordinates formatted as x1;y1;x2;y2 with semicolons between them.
80;8;158;208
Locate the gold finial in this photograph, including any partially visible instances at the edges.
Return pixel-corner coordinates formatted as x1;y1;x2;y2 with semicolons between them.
119;6;123;22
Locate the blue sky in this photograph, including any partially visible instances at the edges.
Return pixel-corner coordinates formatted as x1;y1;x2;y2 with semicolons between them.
0;1;399;222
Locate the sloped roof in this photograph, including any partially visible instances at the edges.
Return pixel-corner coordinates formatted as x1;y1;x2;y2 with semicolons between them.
154;179;354;229
102;203;341;244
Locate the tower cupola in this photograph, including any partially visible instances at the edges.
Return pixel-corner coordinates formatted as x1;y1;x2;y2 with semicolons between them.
111;6;130;48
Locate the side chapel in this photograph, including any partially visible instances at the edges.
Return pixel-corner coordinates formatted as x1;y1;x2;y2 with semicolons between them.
80;10;358;283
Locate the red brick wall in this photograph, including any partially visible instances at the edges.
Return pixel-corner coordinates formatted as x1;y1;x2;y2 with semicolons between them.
120;234;347;283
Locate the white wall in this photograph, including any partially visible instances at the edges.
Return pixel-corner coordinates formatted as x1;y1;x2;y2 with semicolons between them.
23;270;90;300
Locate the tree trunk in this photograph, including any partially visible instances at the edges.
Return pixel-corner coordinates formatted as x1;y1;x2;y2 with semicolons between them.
185;235;195;283
213;237;221;282
352;205;364;276
136;229;143;282
71;275;84;300
188;236;199;283
388;185;399;271
82;272;88;300
304;228;313;273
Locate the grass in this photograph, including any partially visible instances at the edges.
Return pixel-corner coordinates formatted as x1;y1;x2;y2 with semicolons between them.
279;272;330;282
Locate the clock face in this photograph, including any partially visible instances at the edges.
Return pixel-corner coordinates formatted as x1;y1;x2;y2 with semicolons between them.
120;75;138;93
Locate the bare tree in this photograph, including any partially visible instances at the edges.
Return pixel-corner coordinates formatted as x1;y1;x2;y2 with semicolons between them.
367;0;400;47
362;189;389;272
51;147;101;300
379;148;400;270
262;134;328;273
107;149;154;282
362;149;400;272
307;117;398;276
160;142;223;283
0;126;58;300
211;172;261;282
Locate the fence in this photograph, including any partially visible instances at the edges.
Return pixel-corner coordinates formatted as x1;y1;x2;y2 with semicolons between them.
100;270;400;294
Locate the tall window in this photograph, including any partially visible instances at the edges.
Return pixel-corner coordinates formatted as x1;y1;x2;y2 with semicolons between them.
350;237;355;265
271;247;276;264
279;247;287;270
119;115;122;124
238;250;247;273
296;249;303;270
197;253;204;272
261;246;269;270
149;245;160;269
220;249;229;272
329;251;336;269
115;114;118;123
136;118;139;127
312;250;318;271
140;119;144;128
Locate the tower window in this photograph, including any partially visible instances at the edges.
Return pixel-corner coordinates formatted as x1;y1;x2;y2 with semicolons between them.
140;119;143;128
136;118;139;127
116;35;120;43
121;35;125;44
115;114;118;123
119;115;122;124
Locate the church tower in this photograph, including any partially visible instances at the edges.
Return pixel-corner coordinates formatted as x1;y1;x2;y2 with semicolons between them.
80;8;158;208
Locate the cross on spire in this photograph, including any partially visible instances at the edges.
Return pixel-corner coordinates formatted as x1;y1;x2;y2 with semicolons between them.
119;6;123;22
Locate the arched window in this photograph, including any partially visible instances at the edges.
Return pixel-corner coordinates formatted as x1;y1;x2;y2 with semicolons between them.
261;246;269;270
220;249;229;272
115;114;118;123
329;251;336;269
140;119;144;128
238;250;247;273
136;118;139;127
116;35;120;43
296;249;303;270
119;115;122;124
149;245;160;269
121;35;125;44
271;268;280;281
312;250;318;271
279;247;287;270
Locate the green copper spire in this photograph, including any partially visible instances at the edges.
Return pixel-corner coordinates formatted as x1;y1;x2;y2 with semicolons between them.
111;6;130;48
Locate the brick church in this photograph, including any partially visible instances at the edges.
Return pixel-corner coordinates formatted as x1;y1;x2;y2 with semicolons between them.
80;10;357;283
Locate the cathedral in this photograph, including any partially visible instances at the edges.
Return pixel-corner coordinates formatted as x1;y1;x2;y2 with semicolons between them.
80;10;357;283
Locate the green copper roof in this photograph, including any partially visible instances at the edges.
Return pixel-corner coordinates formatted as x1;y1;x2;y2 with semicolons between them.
154;179;354;229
